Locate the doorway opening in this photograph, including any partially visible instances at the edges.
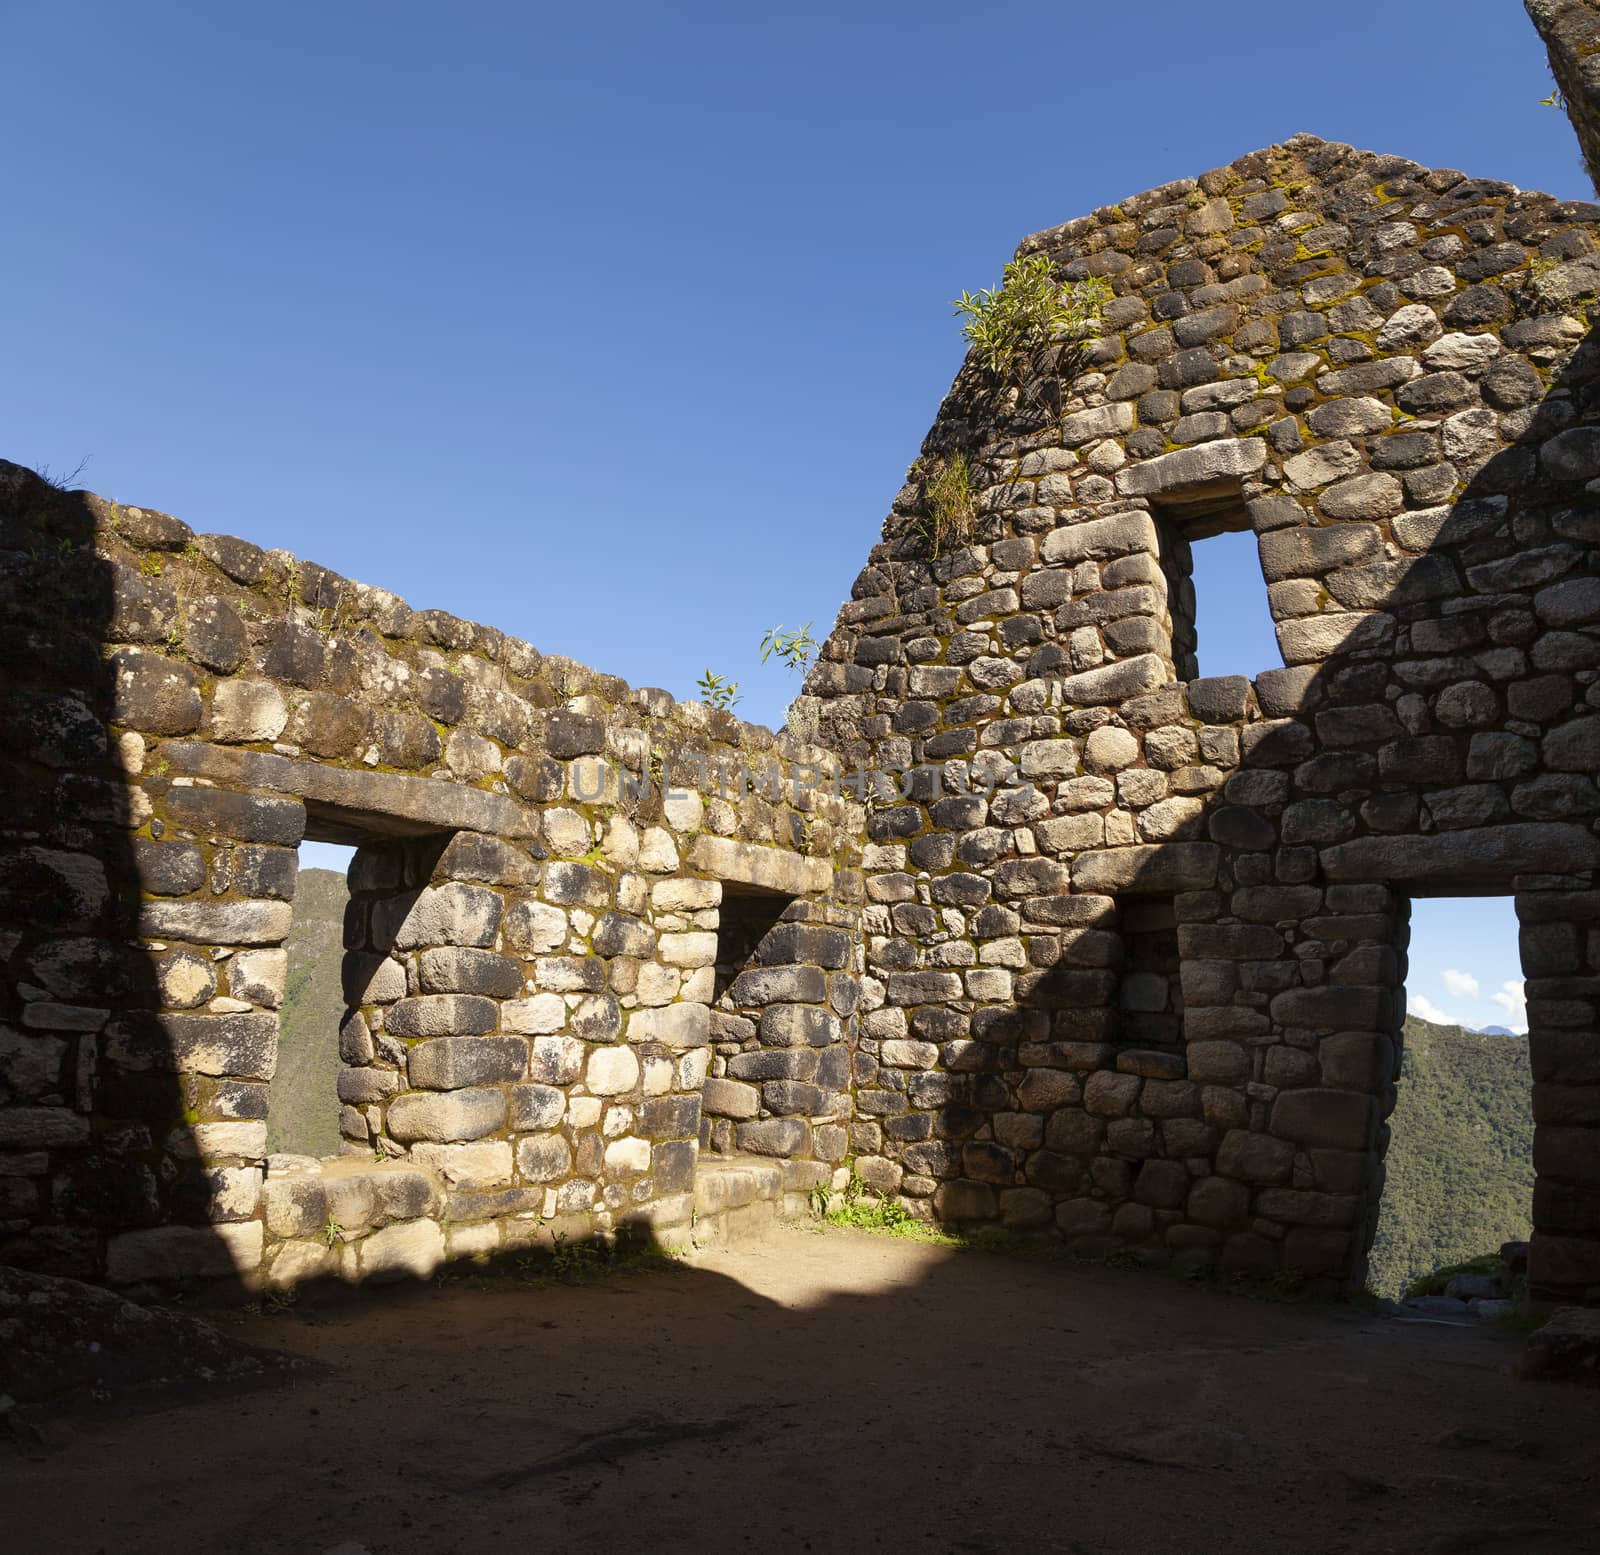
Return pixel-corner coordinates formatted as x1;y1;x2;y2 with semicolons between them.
1369;893;1533;1301
266;839;356;1157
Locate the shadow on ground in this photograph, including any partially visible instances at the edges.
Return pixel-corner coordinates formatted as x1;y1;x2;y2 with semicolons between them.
3;1223;1599;1555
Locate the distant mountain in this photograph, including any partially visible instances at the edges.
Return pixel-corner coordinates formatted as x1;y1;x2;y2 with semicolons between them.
1470;1024;1517;1038
267;867;349;1158
1367;1014;1534;1298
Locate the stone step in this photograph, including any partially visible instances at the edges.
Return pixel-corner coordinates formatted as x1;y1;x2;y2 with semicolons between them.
690;1154;788;1250
693;1154;785;1216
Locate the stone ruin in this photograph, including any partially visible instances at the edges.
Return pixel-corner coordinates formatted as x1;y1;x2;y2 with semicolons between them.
2;13;1598;1304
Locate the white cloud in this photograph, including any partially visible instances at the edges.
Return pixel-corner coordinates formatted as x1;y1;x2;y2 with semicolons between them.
1441;968;1479;999
1491;980;1527;1033
1409;993;1461;1027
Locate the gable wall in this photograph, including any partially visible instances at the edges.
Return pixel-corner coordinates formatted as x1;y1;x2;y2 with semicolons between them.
799;135;1600;1298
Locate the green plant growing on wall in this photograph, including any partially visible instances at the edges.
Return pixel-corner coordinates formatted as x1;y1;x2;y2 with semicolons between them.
695;669;741;711
912;449;977;557
953;255;1113;383
760;622;819;676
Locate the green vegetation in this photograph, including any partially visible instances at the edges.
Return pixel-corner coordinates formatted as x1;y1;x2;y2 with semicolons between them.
1368;1016;1533;1299
916;450;977;557
759;622;819;677
952;255;1112;382
268;866;349;1157
695;668;741;710
1401;1251;1503;1301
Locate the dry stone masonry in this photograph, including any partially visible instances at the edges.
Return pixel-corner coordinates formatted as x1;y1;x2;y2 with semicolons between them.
0;469;857;1287
794;130;1600;1304
2;23;1598;1303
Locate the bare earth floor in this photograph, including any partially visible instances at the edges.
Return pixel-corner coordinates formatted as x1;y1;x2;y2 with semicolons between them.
5;1224;1600;1555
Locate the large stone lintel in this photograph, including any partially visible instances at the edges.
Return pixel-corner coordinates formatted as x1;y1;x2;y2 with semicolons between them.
160;742;537;840
1071;842;1220;894
1321;824;1600;884
1115;437;1267;501
686;835;831;897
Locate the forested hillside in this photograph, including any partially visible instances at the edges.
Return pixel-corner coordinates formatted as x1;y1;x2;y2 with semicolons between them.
266;867;347;1157
1368;1016;1533;1298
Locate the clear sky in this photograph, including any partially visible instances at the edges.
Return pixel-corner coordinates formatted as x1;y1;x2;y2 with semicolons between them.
6;1;1571;1028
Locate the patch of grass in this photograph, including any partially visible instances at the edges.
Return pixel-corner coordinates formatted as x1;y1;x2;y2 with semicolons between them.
1493;1307;1547;1336
914;451;977;557
1401;1252;1503;1300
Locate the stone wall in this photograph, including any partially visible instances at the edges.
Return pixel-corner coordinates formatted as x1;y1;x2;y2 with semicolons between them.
0;461;859;1286
798;134;1600;1301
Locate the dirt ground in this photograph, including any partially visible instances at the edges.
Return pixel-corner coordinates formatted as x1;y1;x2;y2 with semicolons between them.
4;1223;1599;1555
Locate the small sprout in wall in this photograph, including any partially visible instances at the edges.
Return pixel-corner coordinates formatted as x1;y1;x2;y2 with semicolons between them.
915;450;977;557
322;1212;345;1247
953;254;1113;383
696;669;742;711
760;622;819;677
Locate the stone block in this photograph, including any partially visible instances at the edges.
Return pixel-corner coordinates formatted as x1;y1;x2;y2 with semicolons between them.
1215;1129;1295;1184
110;649;201;734
687;834;830;896
408;1035;527;1089
1270;985;1388;1030
1322;824;1600;881
1269;1089;1376;1152
358;1218;444;1282
735;1118;810;1156
702;1077;760;1119
386;1088;505;1143
527;1034;586;1085
1116;437;1266;497
626;1002;709;1047
107;1222;262;1283
1072;842;1218;893
342;953;406;1005
726;960;830;1004
385;995;499;1039
108;1011;279;1080
1186;1175;1249;1226
418;947;523;997
410;1141;513;1189
502;994;565;1036
516;1132;572;1181
212;680;289;743
586;1046;640;1095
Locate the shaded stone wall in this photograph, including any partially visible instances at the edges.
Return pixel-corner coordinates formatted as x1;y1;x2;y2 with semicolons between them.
799;135;1600;1299
0;462;859;1286
1528;0;1600;198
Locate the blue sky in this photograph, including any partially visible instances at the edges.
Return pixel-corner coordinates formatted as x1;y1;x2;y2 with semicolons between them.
5;1;1569;1026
